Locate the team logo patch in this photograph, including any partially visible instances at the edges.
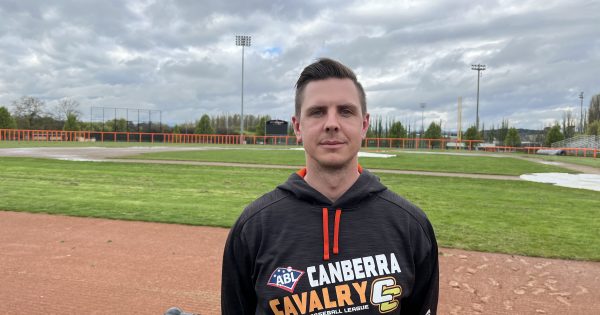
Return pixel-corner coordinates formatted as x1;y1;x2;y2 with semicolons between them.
267;266;304;293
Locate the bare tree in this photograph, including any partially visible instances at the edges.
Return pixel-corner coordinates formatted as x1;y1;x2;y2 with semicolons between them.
55;98;81;120
588;93;600;124
12;96;45;129
561;110;576;138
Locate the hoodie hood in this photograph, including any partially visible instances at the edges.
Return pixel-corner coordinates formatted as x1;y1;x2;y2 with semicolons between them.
277;167;387;209
277;167;388;261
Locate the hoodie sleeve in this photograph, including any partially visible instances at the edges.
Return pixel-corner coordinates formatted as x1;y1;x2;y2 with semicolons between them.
402;219;439;315
221;226;256;315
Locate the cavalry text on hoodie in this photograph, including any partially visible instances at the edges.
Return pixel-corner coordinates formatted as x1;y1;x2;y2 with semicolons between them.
222;168;439;315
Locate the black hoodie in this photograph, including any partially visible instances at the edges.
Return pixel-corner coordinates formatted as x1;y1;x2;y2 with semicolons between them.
222;168;438;315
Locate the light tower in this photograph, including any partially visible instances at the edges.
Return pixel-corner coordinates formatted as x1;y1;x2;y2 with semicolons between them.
471;64;486;131
235;35;251;143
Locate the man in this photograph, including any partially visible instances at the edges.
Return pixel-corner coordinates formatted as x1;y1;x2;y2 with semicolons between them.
222;58;438;314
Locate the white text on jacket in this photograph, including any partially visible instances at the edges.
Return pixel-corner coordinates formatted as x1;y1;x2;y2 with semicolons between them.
306;253;401;287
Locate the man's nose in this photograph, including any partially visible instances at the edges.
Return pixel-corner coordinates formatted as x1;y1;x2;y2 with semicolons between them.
324;112;340;132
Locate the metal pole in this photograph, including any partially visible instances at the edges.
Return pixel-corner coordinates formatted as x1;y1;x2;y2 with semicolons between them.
579;92;584;133
420;103;426;137
241;45;245;143
471;64;486;131
458;96;463;143
421;108;424;134
102;107;105;131
476;72;480;131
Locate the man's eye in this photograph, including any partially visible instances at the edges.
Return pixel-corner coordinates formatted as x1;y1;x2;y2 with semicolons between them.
310;110;323;116
340;108;353;116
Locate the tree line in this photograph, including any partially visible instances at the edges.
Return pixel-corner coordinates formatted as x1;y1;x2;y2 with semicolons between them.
0;96;175;133
174;113;274;136
0;96;274;134
2;94;600;147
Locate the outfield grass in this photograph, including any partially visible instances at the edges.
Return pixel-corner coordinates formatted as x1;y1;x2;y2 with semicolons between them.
125;149;573;175
0;157;278;227
1;157;598;261
385;175;600;261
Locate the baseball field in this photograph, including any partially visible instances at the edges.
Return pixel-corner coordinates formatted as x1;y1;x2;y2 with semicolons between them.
0;143;599;314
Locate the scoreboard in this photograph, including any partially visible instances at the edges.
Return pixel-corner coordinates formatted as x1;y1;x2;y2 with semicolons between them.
266;120;288;136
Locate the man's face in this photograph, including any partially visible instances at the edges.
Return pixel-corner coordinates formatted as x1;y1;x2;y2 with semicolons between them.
292;78;369;170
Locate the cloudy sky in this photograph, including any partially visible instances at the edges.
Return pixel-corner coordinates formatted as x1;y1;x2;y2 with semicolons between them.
1;0;598;131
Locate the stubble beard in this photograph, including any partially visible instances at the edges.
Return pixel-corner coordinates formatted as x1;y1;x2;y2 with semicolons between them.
307;149;359;173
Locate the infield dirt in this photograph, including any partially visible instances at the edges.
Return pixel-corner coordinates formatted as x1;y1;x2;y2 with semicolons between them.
1;211;598;315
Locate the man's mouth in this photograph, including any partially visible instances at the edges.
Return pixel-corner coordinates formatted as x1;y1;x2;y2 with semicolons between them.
320;140;345;145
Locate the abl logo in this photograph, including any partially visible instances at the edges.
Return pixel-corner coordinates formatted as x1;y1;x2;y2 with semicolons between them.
267;266;304;293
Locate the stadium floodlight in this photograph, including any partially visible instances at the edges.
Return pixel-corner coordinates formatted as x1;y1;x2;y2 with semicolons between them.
236;35;251;144
471;64;486;131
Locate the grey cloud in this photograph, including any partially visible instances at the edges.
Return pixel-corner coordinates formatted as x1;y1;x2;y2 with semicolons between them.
1;0;599;129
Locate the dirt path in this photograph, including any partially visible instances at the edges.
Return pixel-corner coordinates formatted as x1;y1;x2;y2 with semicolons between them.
1;211;598;315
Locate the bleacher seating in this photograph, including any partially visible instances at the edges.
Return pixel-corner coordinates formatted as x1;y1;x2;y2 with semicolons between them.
551;135;599;149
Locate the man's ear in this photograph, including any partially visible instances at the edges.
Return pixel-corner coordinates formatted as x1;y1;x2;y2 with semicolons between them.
292;115;302;142
361;113;370;139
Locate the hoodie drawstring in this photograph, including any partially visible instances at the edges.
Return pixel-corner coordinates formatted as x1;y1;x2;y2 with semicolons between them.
333;208;341;255
322;208;342;261
322;208;329;260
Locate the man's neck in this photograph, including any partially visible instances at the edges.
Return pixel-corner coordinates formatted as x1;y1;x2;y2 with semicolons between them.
303;160;361;202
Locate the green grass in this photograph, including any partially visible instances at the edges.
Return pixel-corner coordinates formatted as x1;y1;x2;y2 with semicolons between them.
127;148;307;166
125;149;573;175
1;157;598;261
0;157;284;227
383;175;600;261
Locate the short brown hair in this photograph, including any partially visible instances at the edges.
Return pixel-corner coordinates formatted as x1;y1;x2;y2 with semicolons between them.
294;58;367;117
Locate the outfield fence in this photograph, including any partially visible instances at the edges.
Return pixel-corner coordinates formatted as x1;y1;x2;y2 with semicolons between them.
0;128;597;158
